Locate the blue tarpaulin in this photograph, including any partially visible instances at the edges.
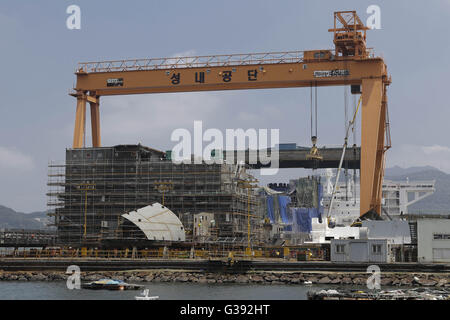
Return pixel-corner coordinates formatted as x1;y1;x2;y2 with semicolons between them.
266;195;291;224
291;182;324;232
291;207;322;233
265;182;323;230
278;195;292;224
267;196;275;223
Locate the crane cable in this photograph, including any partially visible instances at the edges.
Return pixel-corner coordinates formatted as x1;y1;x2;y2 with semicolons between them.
352;94;357;204
310;85;313;138
344;86;349;200
310;84;318;140
326;94;362;222
315;85;318;138
349;95;362;130
307;84;323;163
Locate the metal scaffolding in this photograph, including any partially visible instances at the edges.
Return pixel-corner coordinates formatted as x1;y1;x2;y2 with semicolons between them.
47;145;262;247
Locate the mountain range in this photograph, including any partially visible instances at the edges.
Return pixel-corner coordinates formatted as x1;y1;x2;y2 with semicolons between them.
0;205;51;230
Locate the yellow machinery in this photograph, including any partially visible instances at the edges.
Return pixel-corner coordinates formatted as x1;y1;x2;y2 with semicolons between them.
306;136;323;161
69;11;391;216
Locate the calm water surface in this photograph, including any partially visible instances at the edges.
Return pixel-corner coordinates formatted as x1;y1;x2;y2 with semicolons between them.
0;281;339;300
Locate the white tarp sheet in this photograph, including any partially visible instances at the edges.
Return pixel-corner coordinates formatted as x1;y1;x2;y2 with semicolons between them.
122;203;185;241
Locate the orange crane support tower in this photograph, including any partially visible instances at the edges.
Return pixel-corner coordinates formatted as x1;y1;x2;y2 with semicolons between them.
70;11;391;216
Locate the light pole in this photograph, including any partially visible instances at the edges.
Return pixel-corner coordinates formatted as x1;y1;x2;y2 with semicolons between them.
154;181;173;206
77;183;95;238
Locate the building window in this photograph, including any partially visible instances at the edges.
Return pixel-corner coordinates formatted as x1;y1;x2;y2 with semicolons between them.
335;244;345;254
372;244;382;254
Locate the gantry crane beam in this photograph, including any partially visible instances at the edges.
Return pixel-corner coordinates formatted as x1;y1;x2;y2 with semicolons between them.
69;11;391;216
74;58;386;96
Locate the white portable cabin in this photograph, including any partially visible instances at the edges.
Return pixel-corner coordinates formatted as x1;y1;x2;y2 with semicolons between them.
331;238;394;263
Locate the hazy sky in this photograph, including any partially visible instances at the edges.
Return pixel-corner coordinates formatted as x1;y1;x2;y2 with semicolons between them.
1;0;450;212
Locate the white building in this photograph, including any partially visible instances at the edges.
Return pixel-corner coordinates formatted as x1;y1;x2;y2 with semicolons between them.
382;179;435;217
417;219;450;263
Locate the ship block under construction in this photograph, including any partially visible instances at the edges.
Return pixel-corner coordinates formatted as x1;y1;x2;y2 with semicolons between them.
47;144;261;247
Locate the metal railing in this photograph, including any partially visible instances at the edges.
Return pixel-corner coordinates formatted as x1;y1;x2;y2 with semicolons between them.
0;247;325;261
76;51;306;73
76;48;377;74
0;229;56;247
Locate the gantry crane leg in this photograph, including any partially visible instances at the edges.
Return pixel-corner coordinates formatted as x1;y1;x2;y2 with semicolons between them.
73;91;86;149
360;78;387;215
89;94;101;148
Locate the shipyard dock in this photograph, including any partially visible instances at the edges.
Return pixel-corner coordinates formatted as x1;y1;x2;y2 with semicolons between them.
0;258;449;273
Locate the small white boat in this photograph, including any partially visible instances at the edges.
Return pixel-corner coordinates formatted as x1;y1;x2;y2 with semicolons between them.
135;289;159;300
303;281;312;285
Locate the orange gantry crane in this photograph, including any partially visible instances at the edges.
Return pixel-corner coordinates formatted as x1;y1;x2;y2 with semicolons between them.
70;11;391;216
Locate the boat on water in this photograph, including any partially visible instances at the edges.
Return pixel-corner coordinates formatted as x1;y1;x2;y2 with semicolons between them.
135;289;159;300
81;279;144;290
